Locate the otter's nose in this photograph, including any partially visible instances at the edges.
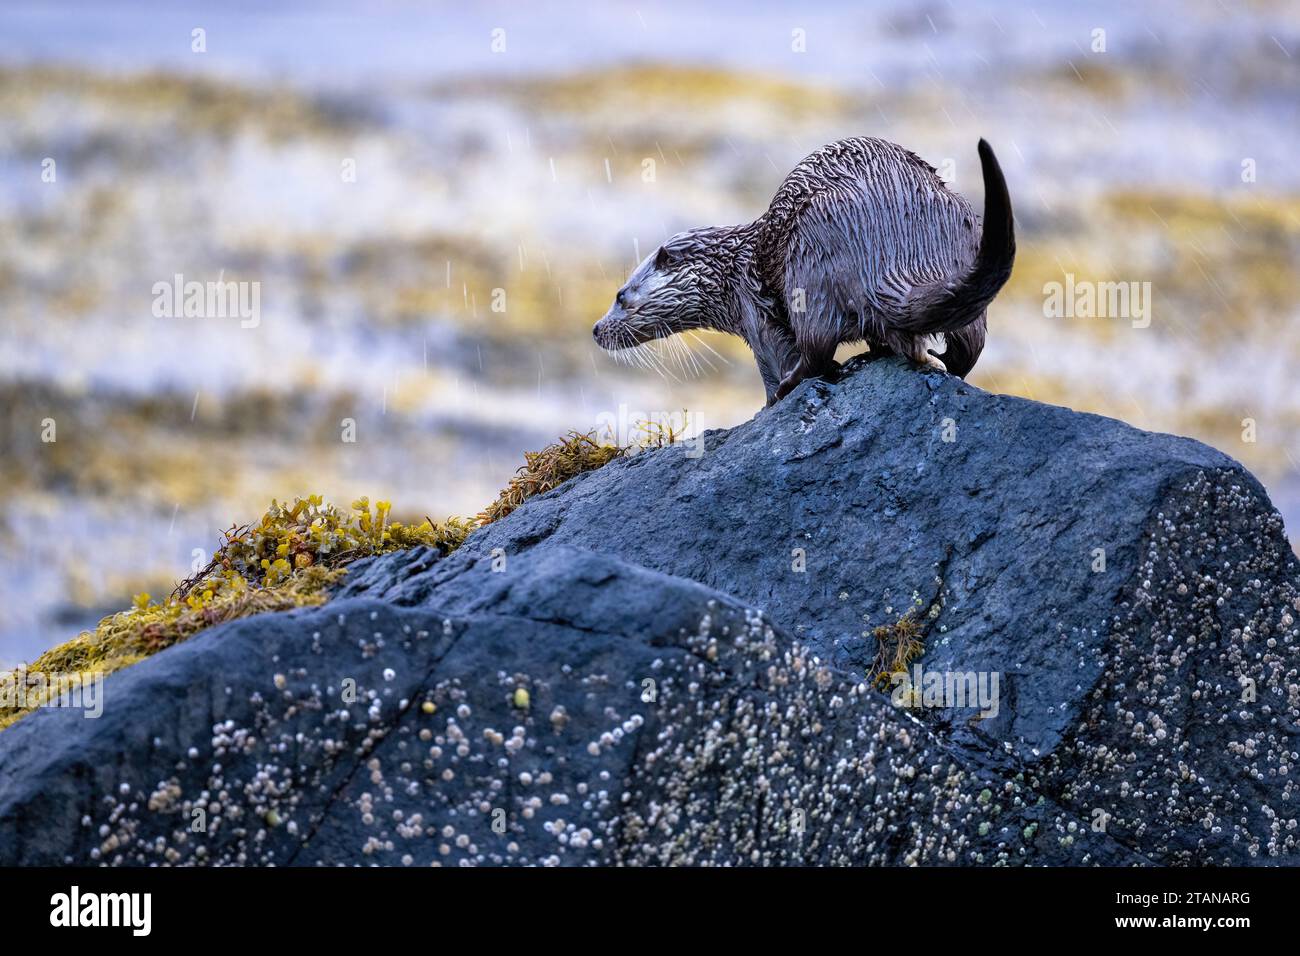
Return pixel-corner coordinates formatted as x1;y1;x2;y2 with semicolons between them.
592;322;601;341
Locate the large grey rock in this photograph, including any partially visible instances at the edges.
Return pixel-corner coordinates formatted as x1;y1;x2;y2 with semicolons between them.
0;547;1123;866
2;356;1297;865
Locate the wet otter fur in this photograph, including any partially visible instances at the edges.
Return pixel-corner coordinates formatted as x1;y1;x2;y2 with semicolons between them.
593;137;1015;405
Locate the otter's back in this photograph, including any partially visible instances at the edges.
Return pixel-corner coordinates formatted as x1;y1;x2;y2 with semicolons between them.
756;137;980;318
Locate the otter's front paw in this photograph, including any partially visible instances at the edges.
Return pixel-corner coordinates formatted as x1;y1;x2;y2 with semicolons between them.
773;371;803;401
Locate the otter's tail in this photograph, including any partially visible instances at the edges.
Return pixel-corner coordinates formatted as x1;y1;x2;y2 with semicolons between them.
897;139;1015;334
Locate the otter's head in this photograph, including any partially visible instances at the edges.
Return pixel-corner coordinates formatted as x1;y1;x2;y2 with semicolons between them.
593;228;733;353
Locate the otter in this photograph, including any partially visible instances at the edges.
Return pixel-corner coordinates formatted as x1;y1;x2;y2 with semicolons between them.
593;137;1015;405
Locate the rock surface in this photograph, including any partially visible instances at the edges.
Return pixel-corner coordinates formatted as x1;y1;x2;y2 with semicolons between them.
2;356;1298;865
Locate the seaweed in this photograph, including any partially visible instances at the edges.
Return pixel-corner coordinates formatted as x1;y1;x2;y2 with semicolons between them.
1;425;674;731
477;430;623;525
869;611;927;691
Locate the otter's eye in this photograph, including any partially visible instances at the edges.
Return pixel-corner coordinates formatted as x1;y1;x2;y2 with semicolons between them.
616;289;628;307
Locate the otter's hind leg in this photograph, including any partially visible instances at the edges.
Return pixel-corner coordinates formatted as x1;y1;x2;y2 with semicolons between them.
884;330;949;373
928;315;986;379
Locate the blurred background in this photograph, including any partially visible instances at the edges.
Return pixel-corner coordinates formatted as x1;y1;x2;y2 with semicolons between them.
1;0;1298;665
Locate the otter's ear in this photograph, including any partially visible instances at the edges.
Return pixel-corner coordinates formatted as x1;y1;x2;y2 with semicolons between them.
654;246;673;270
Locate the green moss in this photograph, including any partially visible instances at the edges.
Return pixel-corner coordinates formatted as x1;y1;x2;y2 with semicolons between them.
0;566;344;731
0;495;475;730
195;494;472;590
2;424;677;732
